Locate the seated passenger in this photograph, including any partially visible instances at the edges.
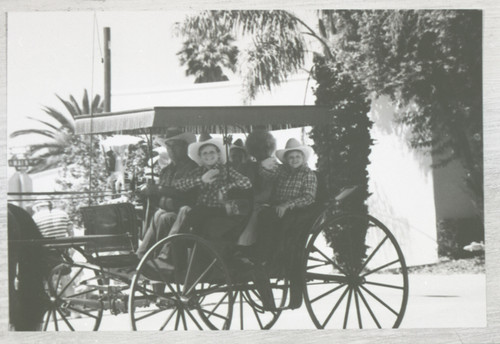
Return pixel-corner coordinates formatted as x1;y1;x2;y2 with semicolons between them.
136;130;197;259
172;137;253;249
233;130;277;254
255;138;318;269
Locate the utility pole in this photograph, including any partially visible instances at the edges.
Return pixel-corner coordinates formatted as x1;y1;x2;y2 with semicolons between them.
104;27;111;112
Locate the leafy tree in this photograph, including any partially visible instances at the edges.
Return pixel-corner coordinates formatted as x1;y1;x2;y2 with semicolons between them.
10;89;104;173
320;10;483;218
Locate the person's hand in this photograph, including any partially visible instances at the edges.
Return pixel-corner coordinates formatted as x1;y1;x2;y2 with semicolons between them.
201;169;220;184
275;202;291;218
261;157;278;171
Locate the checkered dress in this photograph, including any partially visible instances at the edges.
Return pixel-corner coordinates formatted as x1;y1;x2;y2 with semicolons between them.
173;163;252;208
261;164;317;209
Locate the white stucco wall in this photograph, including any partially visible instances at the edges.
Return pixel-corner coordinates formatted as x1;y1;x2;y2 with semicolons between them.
367;96;438;266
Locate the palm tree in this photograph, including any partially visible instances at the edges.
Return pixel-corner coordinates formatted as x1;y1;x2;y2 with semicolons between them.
10;89;104;173
177;23;239;83
174;10;312;99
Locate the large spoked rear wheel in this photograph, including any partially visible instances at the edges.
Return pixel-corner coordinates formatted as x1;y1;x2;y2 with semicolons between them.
232;277;287;330
129;234;234;330
42;251;104;331
303;213;409;329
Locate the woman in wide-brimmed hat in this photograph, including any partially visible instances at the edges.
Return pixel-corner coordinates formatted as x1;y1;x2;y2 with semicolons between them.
255;137;318;277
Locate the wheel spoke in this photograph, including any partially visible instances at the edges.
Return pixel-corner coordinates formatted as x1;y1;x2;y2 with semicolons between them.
43;309;52;331
307;262;330;270
185;259;217;296
364;280;404;290
185;308;204;330
250;301;264;329
360;285;399;316
55;308;75;331
313;245;349;276
361;259;400;277
135;307;170;322
66;305;100;319
57;267;84;297
342;288;353;329
159;309;178;331
358;236;389;273
356;286;381;328
311;283;347;304
204;291;229;319
321;285;350;328
52;309;59;331
174;308;181;330
182;243;198;295
239;291;244;330
64;287;99;299
180;309;188;330
200;308;229;321
354;287;363;329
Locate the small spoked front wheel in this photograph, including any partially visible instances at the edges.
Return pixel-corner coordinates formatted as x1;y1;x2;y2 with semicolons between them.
129;234;234;330
303;213;409;329
42;253;104;331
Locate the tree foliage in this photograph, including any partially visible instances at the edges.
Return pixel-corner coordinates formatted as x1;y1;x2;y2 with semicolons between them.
320;10;483;217
175;10;305;98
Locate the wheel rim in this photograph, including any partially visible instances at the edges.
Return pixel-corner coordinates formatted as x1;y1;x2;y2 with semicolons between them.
231;278;287;330
43;252;104;331
129;234;234;330
303;213;409;329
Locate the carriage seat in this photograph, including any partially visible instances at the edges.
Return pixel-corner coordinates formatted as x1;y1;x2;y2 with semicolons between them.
80;203;140;268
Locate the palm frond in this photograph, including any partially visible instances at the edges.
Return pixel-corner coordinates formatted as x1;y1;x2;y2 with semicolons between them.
10;128;58;139
69;95;83;115
41;106;75;132
25;116;60;132
56;94;79;119
82;89;90;114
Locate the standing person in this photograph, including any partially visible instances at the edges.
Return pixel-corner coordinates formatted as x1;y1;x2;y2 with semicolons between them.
32;200;72;239
136;130;198;259
256;138;317;268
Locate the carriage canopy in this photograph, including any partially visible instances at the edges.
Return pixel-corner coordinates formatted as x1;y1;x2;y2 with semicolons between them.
74;106;333;135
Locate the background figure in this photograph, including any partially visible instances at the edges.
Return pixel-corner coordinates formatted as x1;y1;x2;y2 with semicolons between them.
229;138;249;173
32;200;72;239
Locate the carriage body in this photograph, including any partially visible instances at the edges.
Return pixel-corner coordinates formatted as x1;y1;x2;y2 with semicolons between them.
8;106;409;331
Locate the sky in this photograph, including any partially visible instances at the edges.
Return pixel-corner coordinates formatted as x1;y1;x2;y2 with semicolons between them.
7;11;317;146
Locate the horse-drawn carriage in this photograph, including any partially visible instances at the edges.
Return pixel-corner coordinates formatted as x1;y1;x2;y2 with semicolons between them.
8;106;409;331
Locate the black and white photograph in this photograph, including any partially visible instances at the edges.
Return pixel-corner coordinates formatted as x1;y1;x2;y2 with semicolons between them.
2;4;497;341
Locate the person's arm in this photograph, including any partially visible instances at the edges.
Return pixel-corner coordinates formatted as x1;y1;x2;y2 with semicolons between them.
173;168;204;191
287;171;317;209
259;160;282;180
225;167;252;190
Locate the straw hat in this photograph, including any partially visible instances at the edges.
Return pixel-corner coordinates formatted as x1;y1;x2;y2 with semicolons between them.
188;138;227;166
275;138;313;164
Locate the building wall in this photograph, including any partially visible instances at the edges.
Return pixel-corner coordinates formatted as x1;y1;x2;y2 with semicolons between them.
367;96;439;266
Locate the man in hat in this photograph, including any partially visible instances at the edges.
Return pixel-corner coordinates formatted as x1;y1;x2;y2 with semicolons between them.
136;130;198;259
